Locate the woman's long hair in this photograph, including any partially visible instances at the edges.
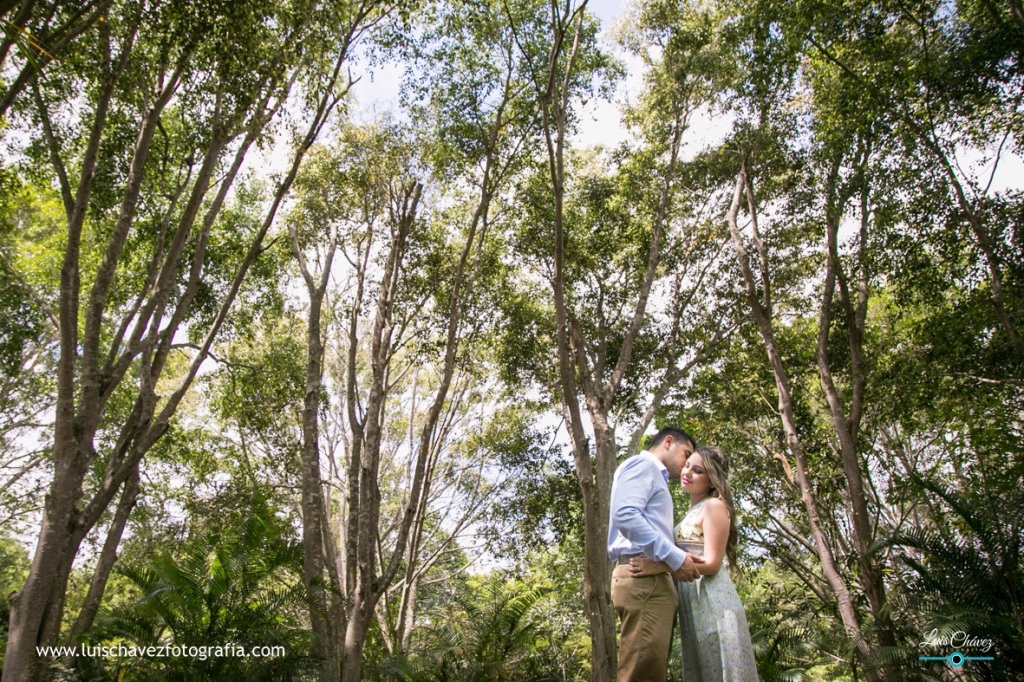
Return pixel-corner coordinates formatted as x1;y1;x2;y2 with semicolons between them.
695;446;738;569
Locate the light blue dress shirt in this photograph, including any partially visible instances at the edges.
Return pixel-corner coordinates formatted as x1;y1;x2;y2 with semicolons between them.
607;451;687;571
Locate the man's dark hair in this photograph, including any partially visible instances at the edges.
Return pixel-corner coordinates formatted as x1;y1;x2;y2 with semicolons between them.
649;426;697;451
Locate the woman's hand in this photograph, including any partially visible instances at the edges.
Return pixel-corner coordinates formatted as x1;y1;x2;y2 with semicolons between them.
627;556;671;577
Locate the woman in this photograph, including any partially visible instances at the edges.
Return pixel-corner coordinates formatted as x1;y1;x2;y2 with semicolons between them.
629;446;758;681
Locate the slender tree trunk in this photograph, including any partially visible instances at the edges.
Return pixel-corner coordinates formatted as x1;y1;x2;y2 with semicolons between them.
341;608;370;682
319;481;345;660
300;290;340;681
816;161;896;649
2;19;135;674
535;5;617;677
553;207;618;682
725;163;878;676
538;5;689;670
395;465;429;656
341;183;421;682
67;464;140;645
399;574;420;653
340;131;496;682
393;376;425;656
291;175;343;680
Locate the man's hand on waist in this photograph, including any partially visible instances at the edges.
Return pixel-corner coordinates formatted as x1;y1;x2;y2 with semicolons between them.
674;554;704;582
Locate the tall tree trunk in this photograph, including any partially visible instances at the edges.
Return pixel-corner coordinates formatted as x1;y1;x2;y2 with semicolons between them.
394;376;425;656
341;133;498;682
2;19;137;675
816;158;896;649
5;455;84;679
300;293;340;680
341;183;422;682
534;4;618;677
291;176;343;680
339;50;522;669
535;2;694;673
725;163;878;676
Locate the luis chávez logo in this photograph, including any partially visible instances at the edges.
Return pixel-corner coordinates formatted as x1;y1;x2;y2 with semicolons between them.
918;629;995;668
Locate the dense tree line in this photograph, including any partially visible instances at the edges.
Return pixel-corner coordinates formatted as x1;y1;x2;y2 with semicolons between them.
1;0;1021;680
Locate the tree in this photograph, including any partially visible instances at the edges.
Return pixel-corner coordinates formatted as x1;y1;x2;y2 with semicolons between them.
326;110;505;680
501;1;735;676
1;0;396;676
289;134;348;682
640;0;1024;677
282;3;551;675
784;0;1024;361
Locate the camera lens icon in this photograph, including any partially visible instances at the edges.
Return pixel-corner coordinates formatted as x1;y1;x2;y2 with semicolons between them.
948;652;965;667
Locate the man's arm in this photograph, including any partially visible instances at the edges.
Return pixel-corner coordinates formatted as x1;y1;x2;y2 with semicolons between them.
610;458;687;570
628;555;704;582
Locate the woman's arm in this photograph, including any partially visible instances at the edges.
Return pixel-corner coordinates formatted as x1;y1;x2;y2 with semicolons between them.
697;498;729;576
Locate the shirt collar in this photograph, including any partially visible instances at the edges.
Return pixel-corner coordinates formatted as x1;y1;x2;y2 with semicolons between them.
638;450;669;480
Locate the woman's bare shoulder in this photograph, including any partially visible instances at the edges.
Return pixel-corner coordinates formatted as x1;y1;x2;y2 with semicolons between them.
703;497;730;518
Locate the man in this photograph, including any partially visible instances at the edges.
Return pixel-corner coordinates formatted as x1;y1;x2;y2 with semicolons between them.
608;426;702;682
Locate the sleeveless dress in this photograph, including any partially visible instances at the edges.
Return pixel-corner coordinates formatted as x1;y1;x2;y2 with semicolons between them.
675;498;759;681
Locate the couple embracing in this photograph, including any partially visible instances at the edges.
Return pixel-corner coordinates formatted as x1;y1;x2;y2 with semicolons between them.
608;427;758;681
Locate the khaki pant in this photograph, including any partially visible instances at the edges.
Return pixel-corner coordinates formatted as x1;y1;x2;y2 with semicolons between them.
611;563;677;682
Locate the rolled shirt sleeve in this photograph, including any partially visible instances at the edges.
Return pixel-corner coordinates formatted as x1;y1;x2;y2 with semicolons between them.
608;456;687;571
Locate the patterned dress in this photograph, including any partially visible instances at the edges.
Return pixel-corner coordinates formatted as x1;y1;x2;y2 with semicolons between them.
675;498;759;681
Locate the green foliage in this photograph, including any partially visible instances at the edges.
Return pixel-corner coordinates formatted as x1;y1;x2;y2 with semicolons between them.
484;448;584;557
0;169;58;371
739;563;848;681
386;572;583;682
208;320;305;455
884;476;1024;680
84;498;315;681
0;174;57;531
504;141;734;422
